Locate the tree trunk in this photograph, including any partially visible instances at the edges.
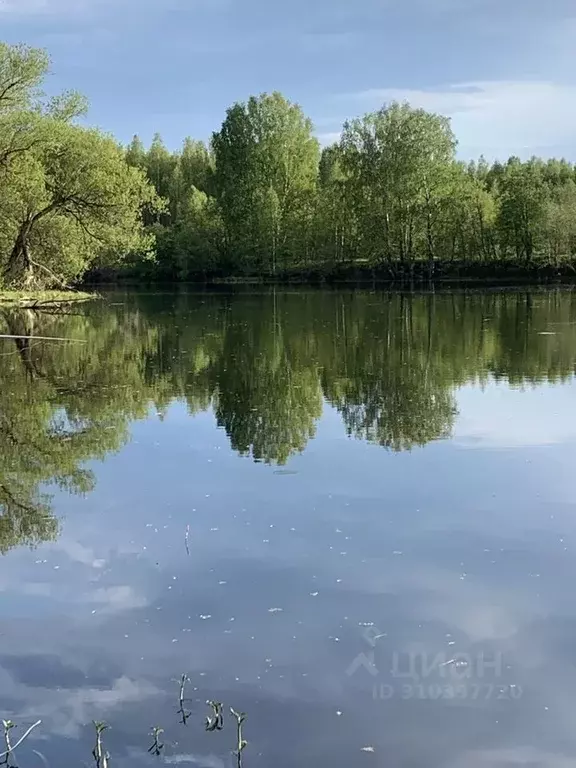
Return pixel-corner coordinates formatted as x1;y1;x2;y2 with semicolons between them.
3;221;35;288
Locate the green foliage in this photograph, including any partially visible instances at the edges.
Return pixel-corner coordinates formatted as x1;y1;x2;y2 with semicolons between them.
212;92;319;274
0;42;159;290
0;42;49;113
4;39;576;284
340;102;457;264
127;101;576;280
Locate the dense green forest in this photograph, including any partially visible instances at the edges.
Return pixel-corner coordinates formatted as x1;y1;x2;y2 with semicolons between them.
2;41;576;289
127;106;576;282
2;287;576;553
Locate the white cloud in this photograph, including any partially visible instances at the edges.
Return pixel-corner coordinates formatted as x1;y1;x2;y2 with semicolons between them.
0;0;149;14
316;131;341;146
0;0;218;13
0;0;74;12
350;80;576;159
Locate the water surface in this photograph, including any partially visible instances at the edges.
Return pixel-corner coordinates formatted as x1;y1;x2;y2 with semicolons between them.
2;288;576;768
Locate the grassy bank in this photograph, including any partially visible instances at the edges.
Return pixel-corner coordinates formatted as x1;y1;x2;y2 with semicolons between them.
0;290;98;308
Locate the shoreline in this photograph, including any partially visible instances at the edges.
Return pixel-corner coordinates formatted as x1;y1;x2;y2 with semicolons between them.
0;290;99;309
87;259;576;289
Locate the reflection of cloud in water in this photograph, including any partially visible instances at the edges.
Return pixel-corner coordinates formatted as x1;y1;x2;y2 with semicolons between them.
455;382;576;448
448;746;576;768
88;585;149;613
1;670;160;738
51;539;106;569
164;755;226;768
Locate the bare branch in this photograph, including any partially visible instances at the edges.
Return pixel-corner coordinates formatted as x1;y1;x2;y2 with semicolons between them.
29;258;73;290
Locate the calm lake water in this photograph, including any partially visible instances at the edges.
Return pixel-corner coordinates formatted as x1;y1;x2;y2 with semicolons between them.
2;287;576;768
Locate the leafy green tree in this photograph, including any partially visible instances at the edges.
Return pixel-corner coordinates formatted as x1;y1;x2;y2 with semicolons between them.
0;43;50;171
180;137;213;196
315;144;357;265
170;187;223;278
145;133;177;216
1;122;158;288
212;92;319;273
125;134;147;170
542;181;576;264
340;102;457;267
0;42;159;289
495;158;547;262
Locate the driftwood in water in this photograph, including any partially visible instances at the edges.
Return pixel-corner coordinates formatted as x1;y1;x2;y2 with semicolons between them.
0;298;94;311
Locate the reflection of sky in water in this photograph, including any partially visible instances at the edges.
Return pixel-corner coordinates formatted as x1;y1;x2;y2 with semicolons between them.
3;366;576;764
455;381;576;449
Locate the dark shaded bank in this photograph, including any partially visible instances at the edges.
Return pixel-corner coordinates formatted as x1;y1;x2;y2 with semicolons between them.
86;258;576;287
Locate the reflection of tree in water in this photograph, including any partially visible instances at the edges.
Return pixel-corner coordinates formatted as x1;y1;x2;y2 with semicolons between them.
320;294;459;450
3;288;576;553
212;296;323;464
0;307;158;554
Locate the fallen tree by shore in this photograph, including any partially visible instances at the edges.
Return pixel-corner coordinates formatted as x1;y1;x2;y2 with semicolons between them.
0;290;98;310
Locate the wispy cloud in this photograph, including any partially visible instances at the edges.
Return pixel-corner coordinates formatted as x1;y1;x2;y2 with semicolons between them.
316;131;341;146
0;0;86;13
0;0;222;13
346;80;576;159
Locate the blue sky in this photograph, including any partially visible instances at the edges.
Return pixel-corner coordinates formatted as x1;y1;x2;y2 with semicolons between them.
1;0;575;159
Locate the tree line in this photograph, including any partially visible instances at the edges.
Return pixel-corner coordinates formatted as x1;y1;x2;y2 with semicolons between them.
2;287;576;553
125;102;576;281
2;41;576;289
